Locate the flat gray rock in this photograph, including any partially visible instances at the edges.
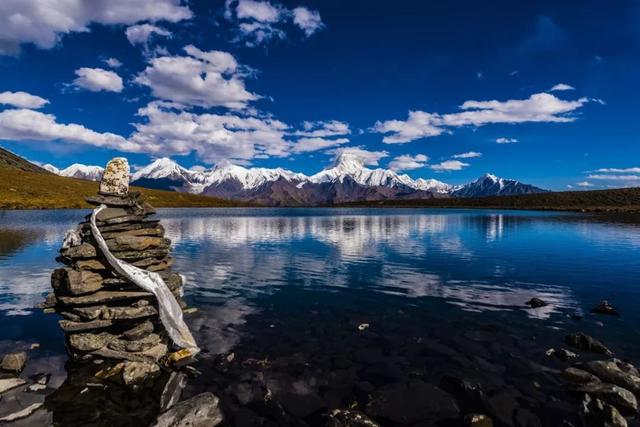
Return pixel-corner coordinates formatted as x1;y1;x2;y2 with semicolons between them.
153;393;223;427
0;378;26;394
1;352;27;373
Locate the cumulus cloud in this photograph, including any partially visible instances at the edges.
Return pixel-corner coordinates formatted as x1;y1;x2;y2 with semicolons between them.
429;160;470;172
372;111;446;144
135;45;258;109
496;137;518;144
327;146;389;166
0;108;137;151
576;181;594;187
295;120;350;138
388;154;429;171
373;92;594;143
224;0;324;46
452;151;482;159
128;102;293;163
125;24;171;45
292;7;325;36
291;137;349;153
0;0;192;54
104;57;123;68
0;91;49;109
550;83;575;92
73;67;124;92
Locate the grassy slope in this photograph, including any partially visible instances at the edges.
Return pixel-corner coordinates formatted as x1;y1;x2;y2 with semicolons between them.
0;166;252;209
336;187;640;213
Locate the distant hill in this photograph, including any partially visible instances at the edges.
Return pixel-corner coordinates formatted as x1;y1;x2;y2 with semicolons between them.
337;187;640;213
0;146;50;174
0;147;252;209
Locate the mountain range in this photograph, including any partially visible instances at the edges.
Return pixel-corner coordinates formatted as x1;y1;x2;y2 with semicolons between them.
44;153;547;206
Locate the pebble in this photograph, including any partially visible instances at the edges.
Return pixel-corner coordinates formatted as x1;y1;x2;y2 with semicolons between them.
1;351;27;373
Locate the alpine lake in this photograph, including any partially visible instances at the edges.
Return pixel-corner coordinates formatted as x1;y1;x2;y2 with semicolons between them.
1;207;640;426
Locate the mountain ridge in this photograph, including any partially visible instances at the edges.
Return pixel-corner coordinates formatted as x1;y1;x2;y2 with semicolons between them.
43;154;548;206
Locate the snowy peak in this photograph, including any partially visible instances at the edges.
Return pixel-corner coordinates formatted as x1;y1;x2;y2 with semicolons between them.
413;178;455;194
59;164;104;181
42;164;60;174
205;164;308;190
310;153;418;190
453;172;546;197
132;158;189;181
42;157;547;202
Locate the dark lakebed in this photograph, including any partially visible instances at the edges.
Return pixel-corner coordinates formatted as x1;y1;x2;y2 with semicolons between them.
1;208;640;426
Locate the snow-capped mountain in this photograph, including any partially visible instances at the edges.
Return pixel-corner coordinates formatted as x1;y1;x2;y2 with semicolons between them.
46;163;104;181
204;163;308;191
42;164;60;174
308;152;415;188
46;156;546;205
452;173;546;197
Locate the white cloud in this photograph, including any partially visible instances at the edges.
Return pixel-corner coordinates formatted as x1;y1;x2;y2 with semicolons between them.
0;108;137;151
292;7;324;36
429;160;470;172
587;174;640;181
372;111;446;144
592;167;640;174
373;92;593;144
388;154;429;171
550;83;575;92
295;120;350;138
291;137;349;153
73;67;124;92
0;0;192;54
0;91;48;109
496;137;518;144
225;0;324;46
576;181;594;187
128;102;293;163
135;45;258;109
104;57;122;68
125;24;171;45
452;151;482;159
327;146;388;166
236;0;282;22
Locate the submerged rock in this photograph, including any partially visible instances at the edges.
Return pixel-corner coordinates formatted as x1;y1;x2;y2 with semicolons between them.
583;360;640;393
576;384;637;414
326;409;381;427
563;367;601;385
0;402;44;423
581;394;627;427
365;380;459;424
546;348;578;362
152;392;223;427
1;351;27;373
464;413;494;427
525;297;548;308
0;377;26;393
565;332;613;356
591;300;620;316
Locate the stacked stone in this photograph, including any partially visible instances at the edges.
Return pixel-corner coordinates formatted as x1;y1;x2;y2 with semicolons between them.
45;158;188;386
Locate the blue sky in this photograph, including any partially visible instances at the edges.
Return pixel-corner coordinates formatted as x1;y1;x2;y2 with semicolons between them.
0;0;638;190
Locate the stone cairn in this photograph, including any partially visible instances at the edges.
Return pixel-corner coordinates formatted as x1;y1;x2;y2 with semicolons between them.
44;157;193;388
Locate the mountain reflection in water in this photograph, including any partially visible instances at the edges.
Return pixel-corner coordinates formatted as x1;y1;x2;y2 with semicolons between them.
1;208;640;425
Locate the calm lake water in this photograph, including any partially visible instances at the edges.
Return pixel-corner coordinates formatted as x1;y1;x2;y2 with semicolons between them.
1;208;640;425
